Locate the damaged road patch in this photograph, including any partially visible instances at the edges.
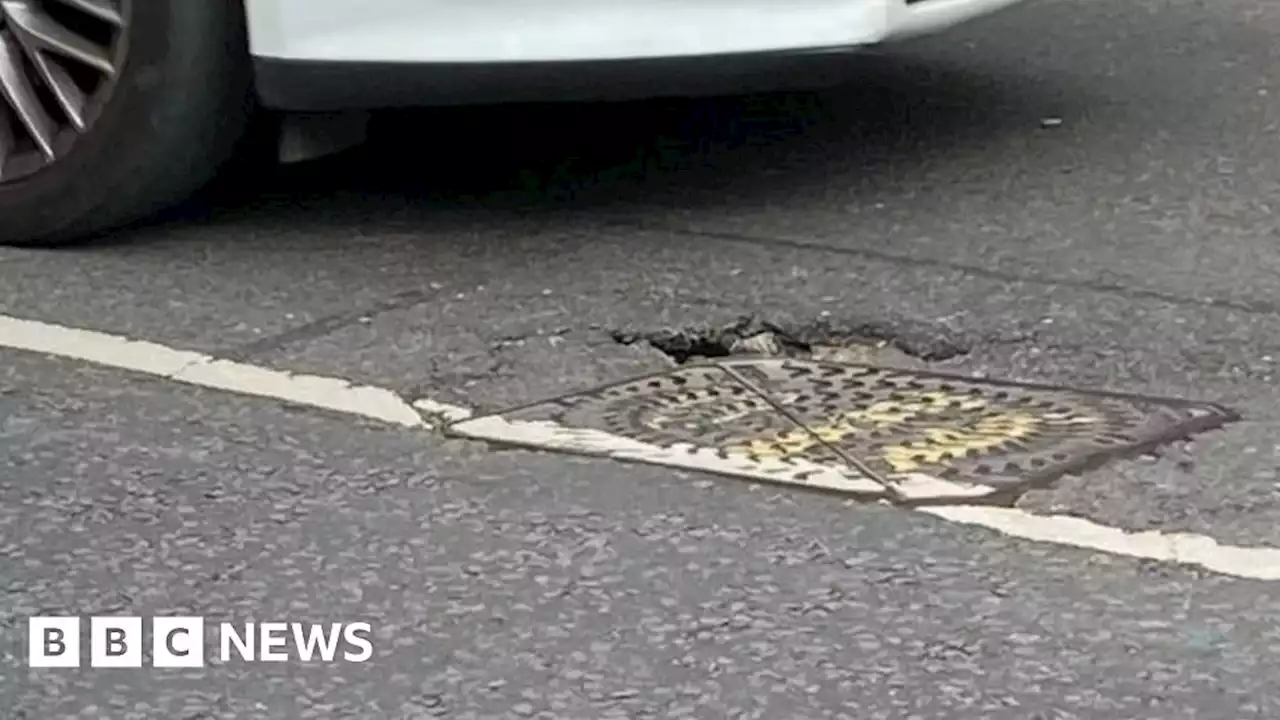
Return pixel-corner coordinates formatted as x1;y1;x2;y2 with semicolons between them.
609;315;975;366
444;359;1239;504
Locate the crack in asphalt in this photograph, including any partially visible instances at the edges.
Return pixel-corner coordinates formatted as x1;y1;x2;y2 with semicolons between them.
609;220;1280;318
220;288;436;361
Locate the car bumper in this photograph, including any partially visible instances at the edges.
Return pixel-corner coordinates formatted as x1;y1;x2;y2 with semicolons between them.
886;0;1027;41
249;0;1029;110
248;0;1029;64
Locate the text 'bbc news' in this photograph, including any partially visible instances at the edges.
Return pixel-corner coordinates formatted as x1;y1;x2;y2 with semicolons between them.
29;617;374;668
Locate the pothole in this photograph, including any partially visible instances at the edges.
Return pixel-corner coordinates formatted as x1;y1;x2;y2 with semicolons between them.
610;315;971;366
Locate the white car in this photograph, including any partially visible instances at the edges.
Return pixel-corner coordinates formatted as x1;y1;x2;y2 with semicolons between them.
0;0;1027;246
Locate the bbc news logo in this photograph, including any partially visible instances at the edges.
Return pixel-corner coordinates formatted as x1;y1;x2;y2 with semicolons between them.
28;617;373;668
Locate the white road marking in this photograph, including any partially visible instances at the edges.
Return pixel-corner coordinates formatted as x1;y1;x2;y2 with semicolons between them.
893;473;997;501
923;505;1280;581
0;314;461;428
413;397;473;423
1;312;1276;582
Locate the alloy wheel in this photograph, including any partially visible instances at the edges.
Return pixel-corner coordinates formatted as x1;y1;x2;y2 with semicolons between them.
0;0;129;183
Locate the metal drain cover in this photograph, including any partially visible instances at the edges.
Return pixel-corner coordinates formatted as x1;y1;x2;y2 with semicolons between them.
445;359;1239;502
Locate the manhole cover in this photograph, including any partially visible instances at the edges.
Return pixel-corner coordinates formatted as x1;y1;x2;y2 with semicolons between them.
445;359;1238;502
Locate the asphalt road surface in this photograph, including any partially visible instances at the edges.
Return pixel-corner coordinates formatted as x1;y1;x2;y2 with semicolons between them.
4;0;1280;717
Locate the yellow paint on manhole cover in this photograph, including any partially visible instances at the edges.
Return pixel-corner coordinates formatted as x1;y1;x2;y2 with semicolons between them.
444;359;1238;502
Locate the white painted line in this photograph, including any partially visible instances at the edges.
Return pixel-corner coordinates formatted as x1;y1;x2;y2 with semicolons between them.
413;397;473;423
448;415;890;498
922;505;1280;581
0;314;465;428
2;312;1276;581
894;473;997;501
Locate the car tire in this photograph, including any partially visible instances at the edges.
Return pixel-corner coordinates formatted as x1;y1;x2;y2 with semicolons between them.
0;0;253;247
